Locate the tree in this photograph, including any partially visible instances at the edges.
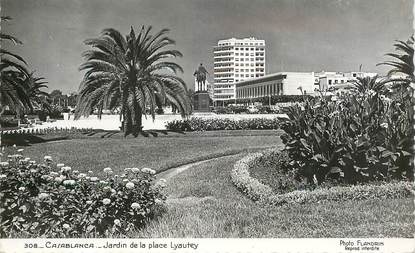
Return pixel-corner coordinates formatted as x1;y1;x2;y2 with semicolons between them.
378;36;414;180
24;72;50;113
0;16;31;116
75;26;191;136
378;36;414;81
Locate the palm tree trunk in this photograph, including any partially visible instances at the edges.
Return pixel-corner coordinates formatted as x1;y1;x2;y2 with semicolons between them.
123;108;132;137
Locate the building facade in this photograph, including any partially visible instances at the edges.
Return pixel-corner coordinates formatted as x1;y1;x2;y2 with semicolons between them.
235;72;316;100
316;71;377;92
235;71;379;101
213;37;266;103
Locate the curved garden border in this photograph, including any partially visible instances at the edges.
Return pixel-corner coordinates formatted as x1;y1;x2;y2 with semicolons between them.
231;147;414;206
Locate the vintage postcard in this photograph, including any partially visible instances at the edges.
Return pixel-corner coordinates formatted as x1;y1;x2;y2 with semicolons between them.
0;0;413;252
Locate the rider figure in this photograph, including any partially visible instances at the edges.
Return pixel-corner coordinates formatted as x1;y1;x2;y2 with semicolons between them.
194;63;209;91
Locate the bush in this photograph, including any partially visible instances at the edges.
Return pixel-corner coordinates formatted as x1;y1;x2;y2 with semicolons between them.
249;149;306;194
280;77;413;186
49;105;64;119
0;118;18;128
231;149;414;206
213;107;233;114
156;107;164;115
228;105;248;114
166;117;279;131
36;110;48;122
0;150;166;237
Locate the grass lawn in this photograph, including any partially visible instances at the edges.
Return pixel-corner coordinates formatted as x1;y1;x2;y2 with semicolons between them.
3;130;283;175
3;129;412;237
135;155;414;237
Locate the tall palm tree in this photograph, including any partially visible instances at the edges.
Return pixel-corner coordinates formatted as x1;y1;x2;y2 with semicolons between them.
0;16;31;116
378;36;414;179
75;26;191;136
378;36;414;81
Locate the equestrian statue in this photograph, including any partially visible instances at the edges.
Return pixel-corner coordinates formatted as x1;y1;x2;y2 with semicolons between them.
193;63;209;91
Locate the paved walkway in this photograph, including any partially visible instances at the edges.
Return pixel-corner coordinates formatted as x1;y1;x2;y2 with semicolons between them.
6;113;287;133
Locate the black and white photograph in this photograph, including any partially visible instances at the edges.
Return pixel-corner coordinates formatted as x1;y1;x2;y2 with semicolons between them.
0;0;414;251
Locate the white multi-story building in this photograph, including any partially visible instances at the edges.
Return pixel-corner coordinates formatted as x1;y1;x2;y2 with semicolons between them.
213;37;266;103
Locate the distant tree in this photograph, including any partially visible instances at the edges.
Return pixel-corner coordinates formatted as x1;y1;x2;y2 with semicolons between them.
67;92;78;107
75;26;191;136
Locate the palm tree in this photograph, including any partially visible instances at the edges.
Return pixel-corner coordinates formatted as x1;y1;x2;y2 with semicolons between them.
0;16;31;116
351;76;386;94
378;36;414;81
378;36;414;179
75;26;191;136
23;72;51;113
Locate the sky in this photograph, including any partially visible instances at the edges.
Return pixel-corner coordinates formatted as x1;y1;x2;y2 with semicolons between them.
2;0;413;94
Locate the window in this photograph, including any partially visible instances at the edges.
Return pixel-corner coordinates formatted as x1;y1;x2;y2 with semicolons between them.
335;80;338;84
245;53;249;56
328;80;332;85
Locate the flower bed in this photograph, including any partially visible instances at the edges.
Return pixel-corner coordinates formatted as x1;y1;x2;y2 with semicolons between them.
166;117;279;131
231;148;413;206
0;148;166;237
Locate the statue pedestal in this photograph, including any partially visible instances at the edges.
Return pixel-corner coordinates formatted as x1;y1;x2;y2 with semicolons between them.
193;91;210;112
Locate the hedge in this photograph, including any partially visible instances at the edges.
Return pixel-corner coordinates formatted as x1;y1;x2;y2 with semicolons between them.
166;117;279;131
231;148;414;206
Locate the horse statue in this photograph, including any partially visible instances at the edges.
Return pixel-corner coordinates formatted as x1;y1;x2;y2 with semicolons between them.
194;63;208;91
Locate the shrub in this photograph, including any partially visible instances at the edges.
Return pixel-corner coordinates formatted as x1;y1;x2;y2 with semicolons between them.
280;77;412;186
49;105;64;119
156;107;164;115
213;107;233;114
231;149;414;206
0;118;18;128
228;105;248;114
0;150;166;237
249;149;306;194
166;117;279;131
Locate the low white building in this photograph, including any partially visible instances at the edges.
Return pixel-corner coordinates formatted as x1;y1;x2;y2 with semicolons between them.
235;72;316;100
316;71;378;92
